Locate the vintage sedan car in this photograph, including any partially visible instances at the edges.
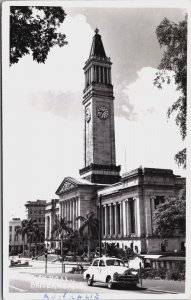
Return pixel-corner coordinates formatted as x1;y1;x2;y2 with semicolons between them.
83;257;139;289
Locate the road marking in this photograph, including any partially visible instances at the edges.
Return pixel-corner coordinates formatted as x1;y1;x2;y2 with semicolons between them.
9;285;25;292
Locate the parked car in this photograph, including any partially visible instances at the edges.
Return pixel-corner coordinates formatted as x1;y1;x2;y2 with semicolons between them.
83;256;139;289
47;249;55;254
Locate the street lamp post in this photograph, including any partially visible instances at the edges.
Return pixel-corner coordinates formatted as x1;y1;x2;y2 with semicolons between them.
99;195;102;257
44;249;48;273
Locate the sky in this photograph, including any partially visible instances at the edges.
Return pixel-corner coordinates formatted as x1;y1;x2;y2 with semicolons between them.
3;4;187;220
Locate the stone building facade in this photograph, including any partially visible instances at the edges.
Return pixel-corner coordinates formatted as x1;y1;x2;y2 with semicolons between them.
97;167;185;253
45;29;185;254
25;199;46;232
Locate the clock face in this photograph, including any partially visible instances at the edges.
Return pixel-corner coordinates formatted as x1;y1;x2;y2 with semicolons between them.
97;106;109;120
85;107;91;122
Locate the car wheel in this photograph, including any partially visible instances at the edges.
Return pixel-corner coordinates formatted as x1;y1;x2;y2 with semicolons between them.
107;278;114;289
87;276;93;286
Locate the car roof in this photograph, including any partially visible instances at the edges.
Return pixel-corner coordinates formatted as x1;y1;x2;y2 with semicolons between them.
93;257;122;261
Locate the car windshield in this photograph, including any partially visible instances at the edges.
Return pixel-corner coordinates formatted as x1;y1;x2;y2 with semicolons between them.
106;259;124;266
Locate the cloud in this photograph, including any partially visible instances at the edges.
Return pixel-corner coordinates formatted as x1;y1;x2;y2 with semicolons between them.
114;67;185;175
114;67;182;122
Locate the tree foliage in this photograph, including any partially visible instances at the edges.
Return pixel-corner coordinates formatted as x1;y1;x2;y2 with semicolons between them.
10;6;67;65
16;218;37;255
154;16;187;168
76;211;99;258
51;217;72;239
153;188;186;238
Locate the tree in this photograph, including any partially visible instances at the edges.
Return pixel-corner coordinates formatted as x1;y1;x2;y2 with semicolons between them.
15;218;37;256
154;16;187;168
10;6;67;65
51;217;72;258
76;211;99;259
28;225;44;256
65;229;81;261
153;188;186;238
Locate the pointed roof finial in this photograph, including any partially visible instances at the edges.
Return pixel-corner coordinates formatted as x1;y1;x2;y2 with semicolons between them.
95;28;99;34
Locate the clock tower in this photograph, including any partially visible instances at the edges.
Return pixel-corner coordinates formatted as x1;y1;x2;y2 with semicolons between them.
79;29;121;184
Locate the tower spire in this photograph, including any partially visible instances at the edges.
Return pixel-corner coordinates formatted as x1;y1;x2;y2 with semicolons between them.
89;29;107;58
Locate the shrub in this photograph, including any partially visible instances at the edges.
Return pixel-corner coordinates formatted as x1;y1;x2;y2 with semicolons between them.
140;266;185;281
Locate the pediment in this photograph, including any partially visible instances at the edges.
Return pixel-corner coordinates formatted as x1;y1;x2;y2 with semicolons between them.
56;177;78;195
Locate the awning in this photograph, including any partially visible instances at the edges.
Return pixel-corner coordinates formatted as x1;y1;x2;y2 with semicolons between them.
141;255;163;259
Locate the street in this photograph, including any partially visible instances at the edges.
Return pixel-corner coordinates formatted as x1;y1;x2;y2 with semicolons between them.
7;258;185;296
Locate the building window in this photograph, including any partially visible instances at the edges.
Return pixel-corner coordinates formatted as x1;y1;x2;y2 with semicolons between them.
9;235;12;242
39;211;41;214
9;226;12;232
30;210;32;214
39;218;41;223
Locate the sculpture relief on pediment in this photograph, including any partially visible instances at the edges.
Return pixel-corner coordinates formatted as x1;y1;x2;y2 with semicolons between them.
60;181;76;193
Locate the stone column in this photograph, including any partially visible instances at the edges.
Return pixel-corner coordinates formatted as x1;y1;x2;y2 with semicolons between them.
134;197;141;236
89;68;91;83
70;199;73;228
145;197;152;236
108;68;111;84
126;200;130;236
122;201;127;237
119;202;123;236
150;196;156;234
103;67;105;84
73;198;76;230
76;197;78;229
61;202;63;219
67;200;69;221
91;66;94;82
85;71;87;87
104;205;108;236
69;200;72;224
77;197;80;229
109;204;113;236
45;216;47;239
114;203;118;236
106;68;109;84
99;66;101;83
102;206;105;236
63;201;65;219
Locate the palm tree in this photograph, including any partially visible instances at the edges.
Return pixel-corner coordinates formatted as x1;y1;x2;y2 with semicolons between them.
15;218;36;256
28;225;44;256
51;217;72;258
65;229;81;261
76;211;99;259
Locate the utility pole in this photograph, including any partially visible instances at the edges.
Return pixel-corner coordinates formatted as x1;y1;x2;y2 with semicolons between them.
99;195;102;257
45;249;48;273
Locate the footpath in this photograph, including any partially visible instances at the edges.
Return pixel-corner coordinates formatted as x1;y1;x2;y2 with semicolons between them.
141;278;185;294
30;272;185;294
